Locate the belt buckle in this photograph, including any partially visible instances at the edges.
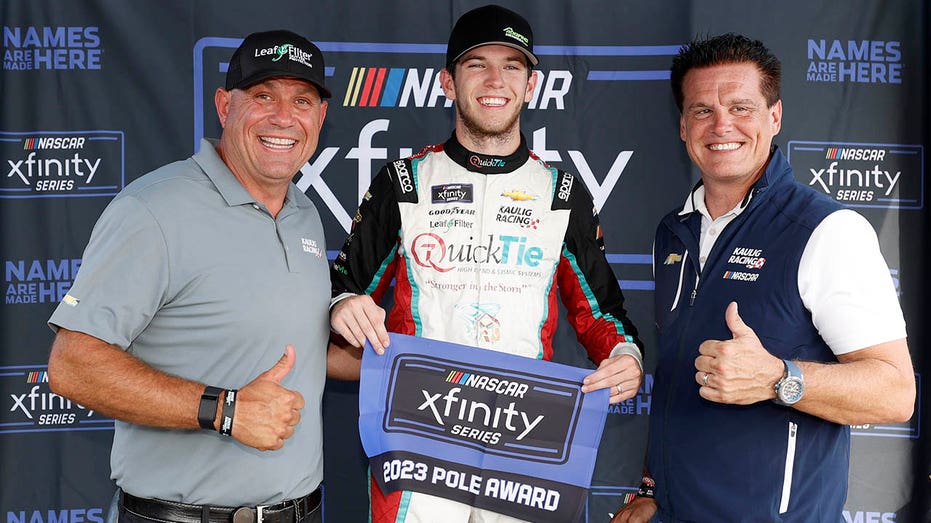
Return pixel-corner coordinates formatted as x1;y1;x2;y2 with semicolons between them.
232;507;255;523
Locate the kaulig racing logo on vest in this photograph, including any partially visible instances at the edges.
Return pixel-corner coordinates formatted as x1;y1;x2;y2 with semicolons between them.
723;246;766;282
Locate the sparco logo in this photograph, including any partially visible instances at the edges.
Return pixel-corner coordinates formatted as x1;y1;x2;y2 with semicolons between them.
2;366;111;433
1;131;125;199
787;141;924;210
393;159;414;194
469;155;505;169
410;233;543;272
557;173;573;202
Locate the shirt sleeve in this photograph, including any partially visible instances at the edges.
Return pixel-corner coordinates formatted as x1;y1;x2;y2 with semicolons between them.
47;194;170;350
798;209;907;355
556;173;643;364
330;165;402;305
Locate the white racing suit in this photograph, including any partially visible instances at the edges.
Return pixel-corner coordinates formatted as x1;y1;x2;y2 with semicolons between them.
331;133;641;523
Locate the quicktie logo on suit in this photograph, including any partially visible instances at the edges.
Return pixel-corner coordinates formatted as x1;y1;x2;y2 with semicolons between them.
359;333;609;522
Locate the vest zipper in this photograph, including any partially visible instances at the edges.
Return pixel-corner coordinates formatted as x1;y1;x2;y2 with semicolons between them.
779;421;798;513
688;274;699;306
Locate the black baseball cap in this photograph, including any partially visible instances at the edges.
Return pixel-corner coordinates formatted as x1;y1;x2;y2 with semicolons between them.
225;30;331;98
446;5;538;68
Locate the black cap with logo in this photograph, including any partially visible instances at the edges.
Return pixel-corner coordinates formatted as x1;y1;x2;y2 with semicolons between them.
445;5;538;68
225;29;331;98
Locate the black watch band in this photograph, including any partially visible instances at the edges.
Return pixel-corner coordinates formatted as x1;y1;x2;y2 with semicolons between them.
197;386;223;430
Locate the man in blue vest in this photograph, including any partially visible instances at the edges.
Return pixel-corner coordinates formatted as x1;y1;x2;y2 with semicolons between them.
613;33;915;522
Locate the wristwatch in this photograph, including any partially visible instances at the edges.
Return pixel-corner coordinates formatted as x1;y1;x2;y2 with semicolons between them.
773;359;804;406
197;386;224;430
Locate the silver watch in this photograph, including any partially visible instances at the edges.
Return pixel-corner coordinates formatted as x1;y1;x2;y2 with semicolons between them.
774;359;805;406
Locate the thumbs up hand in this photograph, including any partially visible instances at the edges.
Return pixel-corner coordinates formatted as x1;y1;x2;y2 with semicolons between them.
695;302;784;405
232;345;306;450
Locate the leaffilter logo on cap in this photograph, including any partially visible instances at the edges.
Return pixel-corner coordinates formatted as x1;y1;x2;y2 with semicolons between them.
503;27;529;46
272;43;293;61
255;43;314;68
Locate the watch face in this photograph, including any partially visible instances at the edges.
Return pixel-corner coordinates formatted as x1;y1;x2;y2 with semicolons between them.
778;377;804;404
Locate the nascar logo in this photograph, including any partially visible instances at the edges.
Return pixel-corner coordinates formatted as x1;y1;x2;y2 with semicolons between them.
343;67;449;108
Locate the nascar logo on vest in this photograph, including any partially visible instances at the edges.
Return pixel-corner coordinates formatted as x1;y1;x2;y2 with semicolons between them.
359;333;610;521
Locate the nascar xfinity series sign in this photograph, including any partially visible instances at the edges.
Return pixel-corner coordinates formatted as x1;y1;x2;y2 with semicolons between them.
359;333;609;521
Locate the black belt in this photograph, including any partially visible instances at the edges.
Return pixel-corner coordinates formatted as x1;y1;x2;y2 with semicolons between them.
120;488;321;523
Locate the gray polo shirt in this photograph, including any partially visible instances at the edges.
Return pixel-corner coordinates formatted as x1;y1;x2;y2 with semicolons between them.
49;139;330;505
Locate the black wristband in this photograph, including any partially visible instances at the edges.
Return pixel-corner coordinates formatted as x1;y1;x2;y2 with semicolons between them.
197;386;223;430
219;389;238;437
637;476;655;499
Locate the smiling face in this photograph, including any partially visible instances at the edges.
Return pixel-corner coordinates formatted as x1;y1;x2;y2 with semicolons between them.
440;44;537;155
215;77;327;200
679;62;782;189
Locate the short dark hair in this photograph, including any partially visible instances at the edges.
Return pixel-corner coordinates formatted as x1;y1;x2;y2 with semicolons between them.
670;33;781;113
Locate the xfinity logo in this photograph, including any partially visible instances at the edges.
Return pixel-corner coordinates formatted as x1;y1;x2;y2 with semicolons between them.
383;353;586;462
787;141;924;210
431;183;473;204
1;366;111;434
417;387;544;441
1;131;125;199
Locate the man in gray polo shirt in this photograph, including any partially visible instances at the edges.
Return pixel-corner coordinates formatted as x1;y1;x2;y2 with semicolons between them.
47;30;332;523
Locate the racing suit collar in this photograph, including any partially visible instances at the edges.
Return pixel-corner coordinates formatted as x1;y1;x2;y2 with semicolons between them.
443;132;530;174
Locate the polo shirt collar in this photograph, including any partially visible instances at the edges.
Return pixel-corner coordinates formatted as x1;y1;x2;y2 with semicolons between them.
677;179;751;220
193;138;311;210
677;145;783;219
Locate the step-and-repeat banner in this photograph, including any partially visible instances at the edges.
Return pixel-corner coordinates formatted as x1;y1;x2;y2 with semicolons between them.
2;1;927;521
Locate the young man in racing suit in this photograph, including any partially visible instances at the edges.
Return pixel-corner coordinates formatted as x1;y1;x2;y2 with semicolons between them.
329;5;644;523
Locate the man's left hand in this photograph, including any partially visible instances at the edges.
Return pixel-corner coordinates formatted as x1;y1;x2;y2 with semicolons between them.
695;301;783;404
582;354;642;404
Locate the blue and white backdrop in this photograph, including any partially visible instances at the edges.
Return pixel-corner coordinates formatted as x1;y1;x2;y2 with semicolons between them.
1;1;927;522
